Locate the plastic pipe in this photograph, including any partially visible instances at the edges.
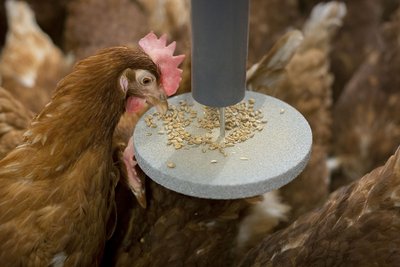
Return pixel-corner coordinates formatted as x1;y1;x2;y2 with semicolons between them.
191;0;249;107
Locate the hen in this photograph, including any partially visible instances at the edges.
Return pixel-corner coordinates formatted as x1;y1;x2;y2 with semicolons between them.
332;6;400;189
0;0;71;113
239;145;400;267
259;1;346;221
0;40;177;265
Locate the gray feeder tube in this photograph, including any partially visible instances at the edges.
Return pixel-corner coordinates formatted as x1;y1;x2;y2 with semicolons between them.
191;0;249;107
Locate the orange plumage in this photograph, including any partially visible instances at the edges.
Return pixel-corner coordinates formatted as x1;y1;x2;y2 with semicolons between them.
0;46;166;266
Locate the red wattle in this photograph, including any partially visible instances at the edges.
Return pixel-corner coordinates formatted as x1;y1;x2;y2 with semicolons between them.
126;96;146;113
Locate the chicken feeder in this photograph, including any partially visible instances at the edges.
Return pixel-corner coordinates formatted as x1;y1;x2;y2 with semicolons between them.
133;0;312;199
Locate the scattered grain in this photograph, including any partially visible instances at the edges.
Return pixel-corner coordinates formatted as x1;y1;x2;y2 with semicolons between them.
167;162;176;168
145;98;267;156
174;143;183;149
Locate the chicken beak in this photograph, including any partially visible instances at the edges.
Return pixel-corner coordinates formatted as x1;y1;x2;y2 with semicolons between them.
146;89;168;114
132;185;147;208
155;99;168;114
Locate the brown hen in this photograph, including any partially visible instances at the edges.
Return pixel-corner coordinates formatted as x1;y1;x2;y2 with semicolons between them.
239;145;400;267
0;0;71;113
0;46;168;266
260;1;346;221
106;182;252;267
332;7;400;189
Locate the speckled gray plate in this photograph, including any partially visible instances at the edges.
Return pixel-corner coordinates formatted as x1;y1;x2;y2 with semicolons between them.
133;92;312;199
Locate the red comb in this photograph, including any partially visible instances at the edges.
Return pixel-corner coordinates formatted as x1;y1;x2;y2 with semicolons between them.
139;32;185;96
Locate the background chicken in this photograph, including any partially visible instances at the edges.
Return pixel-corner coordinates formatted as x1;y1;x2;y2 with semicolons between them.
239;145;400;267
331;6;400;190
0;0;68;48
251;1;346;222
287;0;382;95
0;0;71;113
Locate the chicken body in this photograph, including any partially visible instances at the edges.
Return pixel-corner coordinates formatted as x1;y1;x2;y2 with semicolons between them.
332;7;400;188
0;140;118;266
265;2;345;221
106;180;251;267
0;47;164;266
239;145;400;267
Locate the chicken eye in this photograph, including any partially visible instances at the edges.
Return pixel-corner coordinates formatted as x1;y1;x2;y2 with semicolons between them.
141;77;153;85
136;70;156;86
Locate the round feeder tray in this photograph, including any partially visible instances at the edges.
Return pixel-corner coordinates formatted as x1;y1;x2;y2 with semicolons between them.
134;91;312;199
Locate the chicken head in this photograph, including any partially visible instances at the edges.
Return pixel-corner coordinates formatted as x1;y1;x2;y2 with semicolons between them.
121;32;185;208
120;68;168;114
119;68;168;208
